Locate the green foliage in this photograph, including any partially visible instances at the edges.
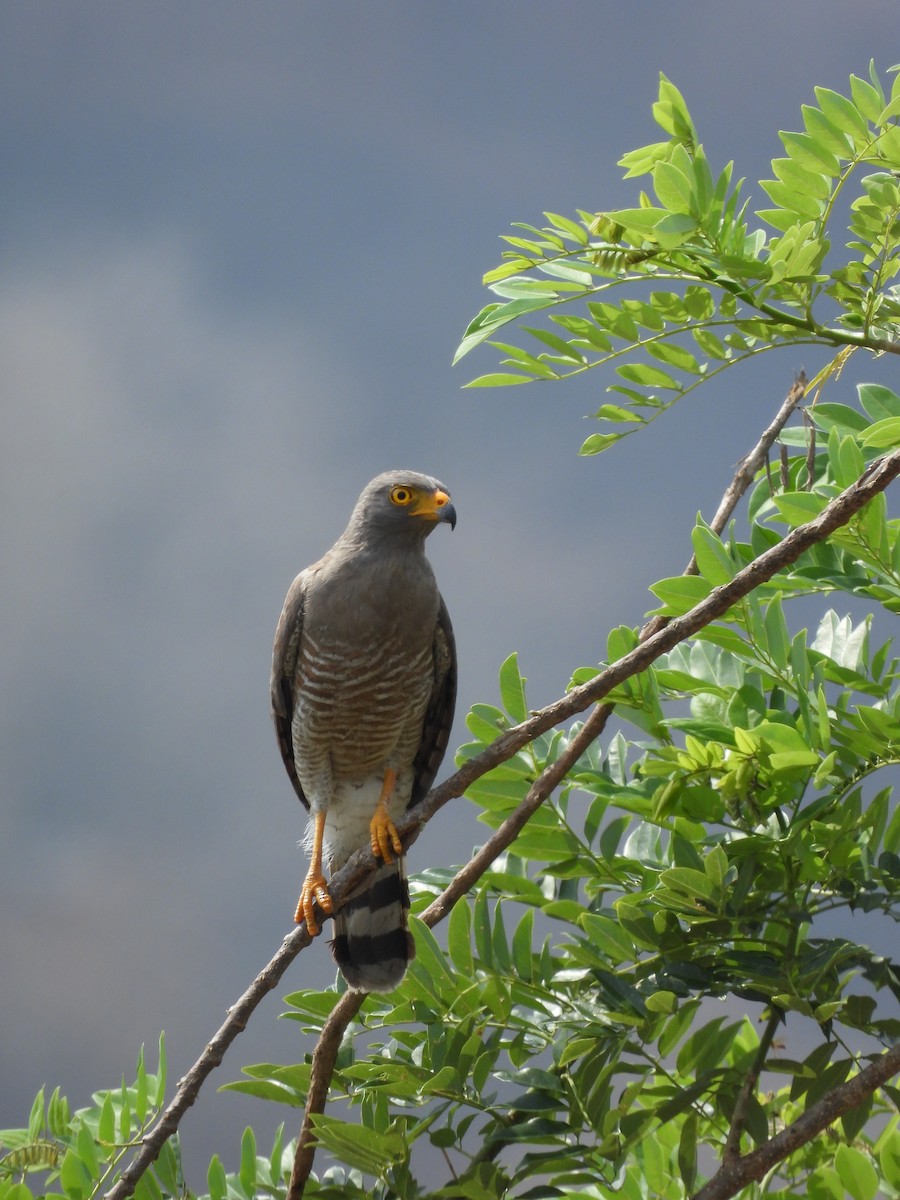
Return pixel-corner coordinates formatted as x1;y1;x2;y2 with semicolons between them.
227;530;900;1196
0;1040;168;1200
455;65;900;459
8;64;900;1200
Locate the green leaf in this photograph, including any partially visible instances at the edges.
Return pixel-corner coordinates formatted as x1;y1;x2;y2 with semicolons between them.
580;913;635;963
60;1149;91;1200
760;176;823;220
645;990;677;1015
850;73;885;124
676;1017;738;1075
465;372;532;388
135;1046;148;1125
648;574;713;616
801;104;853;157
691;522;735;585
812;402;871;433
511;908;534;981
498;652;528;723
594;403;644;424
646;340;702;374
858;382;900;421
447;898;474;975
409;917;459;997
154;1033;167;1107
521;325;586;363
134;1173;163;1200
311;1114;406;1175
220;1078;305;1105
654;74;697;143
660;866;717;901
779;130;840;176
859;416;900;449
692;327;730;359
771;491;829;526
616;362;682;390
834;1143;879;1200
206;1156;226;1200
807;1166;844;1200
239;1127;257;1196
678;1112;699;1193
653;161;694;213
813;86;870;142
97;1094;115;1146
704;844;728;888
579;431;626;456
26;1092;43;1142
544;211;589;245
881;1128;900;1189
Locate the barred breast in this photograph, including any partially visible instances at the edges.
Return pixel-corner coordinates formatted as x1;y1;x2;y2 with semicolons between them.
292;627;436;790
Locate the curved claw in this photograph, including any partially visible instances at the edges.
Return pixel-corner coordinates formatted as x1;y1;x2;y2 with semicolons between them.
370;807;403;863
294;871;333;935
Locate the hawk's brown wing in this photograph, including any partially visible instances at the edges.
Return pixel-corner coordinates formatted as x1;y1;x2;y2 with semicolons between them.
409;595;457;809
270;570;310;811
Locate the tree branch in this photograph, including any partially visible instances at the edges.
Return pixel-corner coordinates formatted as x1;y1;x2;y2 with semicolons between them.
689;372;807;570
642;371;806;639
287;990;366;1200
693;1041;900;1200
722;1009;782;1166
105;445;900;1200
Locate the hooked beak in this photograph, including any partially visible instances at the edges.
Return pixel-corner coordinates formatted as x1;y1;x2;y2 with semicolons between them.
433;490;457;530
414;488;457;530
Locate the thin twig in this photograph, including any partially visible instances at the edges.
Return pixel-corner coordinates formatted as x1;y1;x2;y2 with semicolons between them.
693;1041;900;1200
644;372;806;639
696;372;807;557
104;446;900;1200
722;1009;782;1166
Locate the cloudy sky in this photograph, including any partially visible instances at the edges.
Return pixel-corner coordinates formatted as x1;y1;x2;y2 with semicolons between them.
1;0;897;1182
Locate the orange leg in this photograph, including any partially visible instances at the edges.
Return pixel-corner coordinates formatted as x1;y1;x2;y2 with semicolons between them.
369;767;403;863
294;809;333;934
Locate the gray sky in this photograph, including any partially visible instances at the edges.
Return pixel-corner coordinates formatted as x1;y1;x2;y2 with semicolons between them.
1;1;897;1182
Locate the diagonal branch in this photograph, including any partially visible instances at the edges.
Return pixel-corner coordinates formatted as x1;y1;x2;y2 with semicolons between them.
643;371;806;639
105;445;900;1200
693;1041;900;1200
287;989;366;1200
686;371;807;572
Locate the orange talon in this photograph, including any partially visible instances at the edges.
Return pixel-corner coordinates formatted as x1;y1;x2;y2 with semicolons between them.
295;810;333;934
370;768;403;863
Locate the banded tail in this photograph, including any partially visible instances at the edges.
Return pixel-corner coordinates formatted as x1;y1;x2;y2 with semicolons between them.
330;856;415;992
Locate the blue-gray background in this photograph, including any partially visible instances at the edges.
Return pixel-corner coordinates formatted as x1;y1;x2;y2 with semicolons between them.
1;1;896;1183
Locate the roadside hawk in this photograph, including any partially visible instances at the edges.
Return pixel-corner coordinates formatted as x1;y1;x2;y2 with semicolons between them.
271;470;457;992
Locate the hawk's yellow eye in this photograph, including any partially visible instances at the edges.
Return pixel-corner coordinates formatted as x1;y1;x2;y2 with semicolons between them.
390;486;413;506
